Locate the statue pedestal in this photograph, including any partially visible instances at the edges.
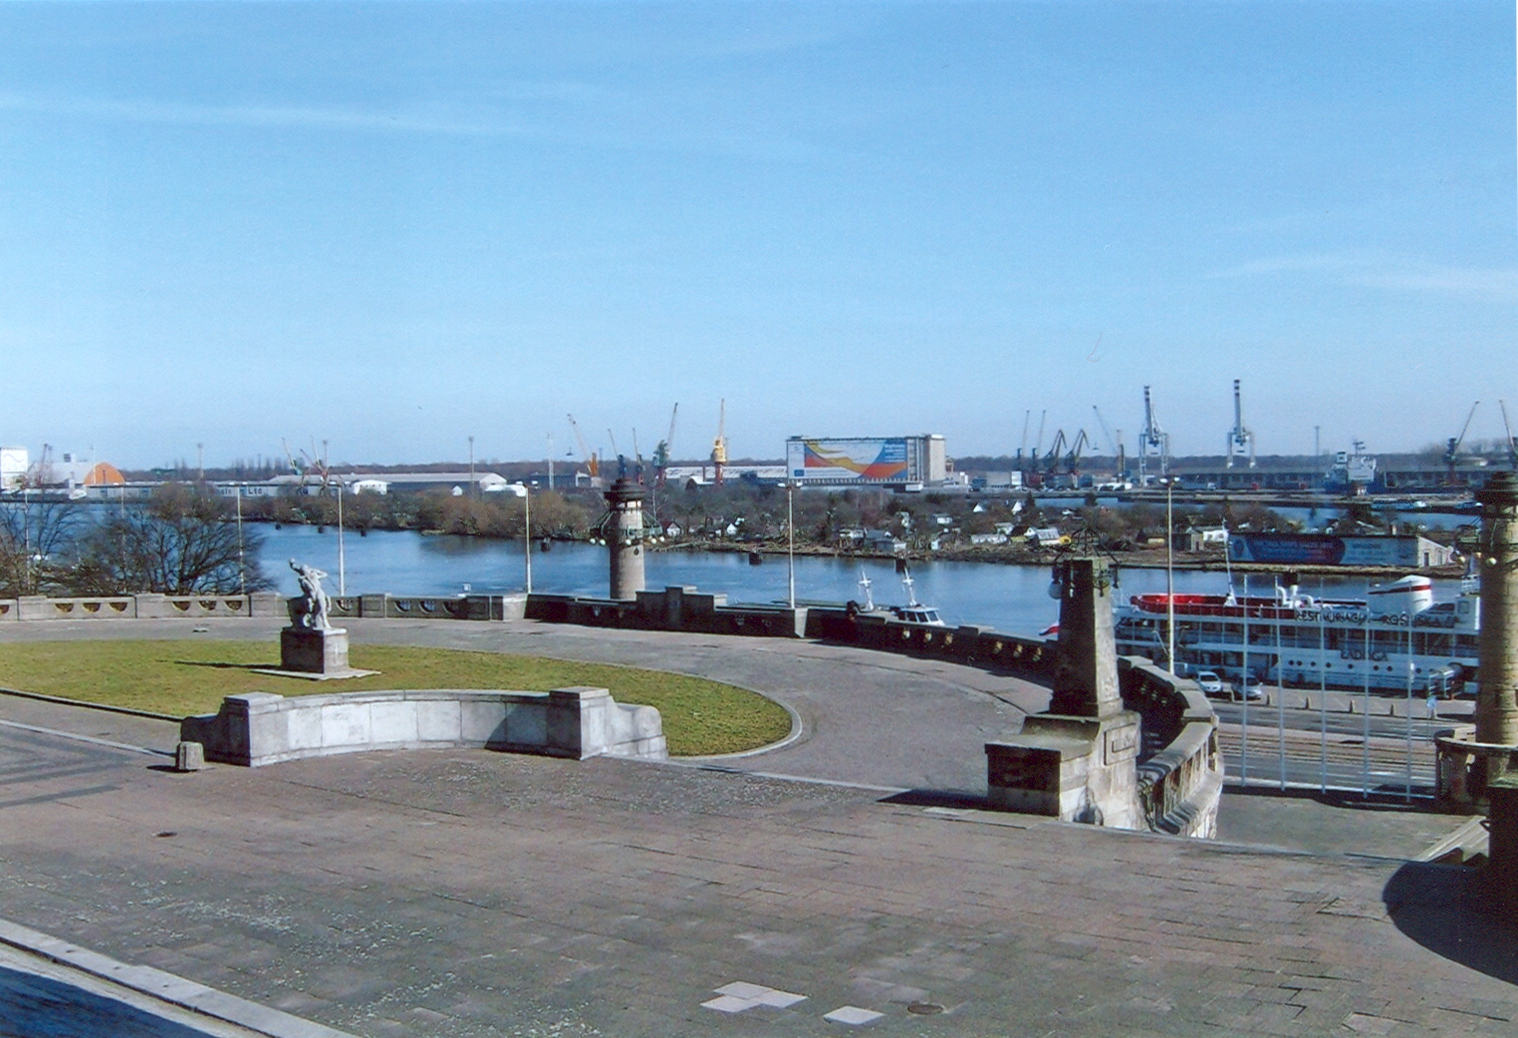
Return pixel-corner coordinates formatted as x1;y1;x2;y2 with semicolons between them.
280;627;353;676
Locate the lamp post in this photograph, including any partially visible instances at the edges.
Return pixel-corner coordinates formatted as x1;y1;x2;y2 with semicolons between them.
235;484;246;595
336;478;346;597
786;479;796;609
524;483;533;594
1166;479;1176;674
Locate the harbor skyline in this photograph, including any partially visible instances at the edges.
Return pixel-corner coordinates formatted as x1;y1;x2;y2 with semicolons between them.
1;1;1513;469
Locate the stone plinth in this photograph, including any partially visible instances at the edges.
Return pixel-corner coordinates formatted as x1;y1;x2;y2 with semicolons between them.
280;627;352;675
986;711;1142;828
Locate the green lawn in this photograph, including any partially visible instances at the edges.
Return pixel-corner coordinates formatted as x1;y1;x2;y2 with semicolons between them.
0;640;791;757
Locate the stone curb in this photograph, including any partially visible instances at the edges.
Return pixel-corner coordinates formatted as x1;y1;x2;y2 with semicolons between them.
0;917;359;1038
0;685;182;722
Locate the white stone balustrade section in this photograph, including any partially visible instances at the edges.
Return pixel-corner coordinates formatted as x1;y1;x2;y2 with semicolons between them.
181;687;667;767
2;593;284;621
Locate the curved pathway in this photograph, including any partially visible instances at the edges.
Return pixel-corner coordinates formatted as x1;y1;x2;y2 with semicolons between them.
0;617;1051;794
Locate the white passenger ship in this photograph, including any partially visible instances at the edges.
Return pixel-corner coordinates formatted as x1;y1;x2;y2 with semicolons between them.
1113;575;1479;696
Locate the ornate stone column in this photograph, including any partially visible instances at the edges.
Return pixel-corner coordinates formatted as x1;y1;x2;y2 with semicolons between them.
603;478;647;601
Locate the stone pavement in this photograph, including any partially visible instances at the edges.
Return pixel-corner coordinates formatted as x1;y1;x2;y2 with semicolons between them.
0;618;1515;1036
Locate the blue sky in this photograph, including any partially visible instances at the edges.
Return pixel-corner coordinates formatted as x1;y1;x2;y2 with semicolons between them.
1;1;1513;470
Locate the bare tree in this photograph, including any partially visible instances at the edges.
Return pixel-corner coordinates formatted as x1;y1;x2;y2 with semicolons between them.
0;497;84;596
70;485;271;595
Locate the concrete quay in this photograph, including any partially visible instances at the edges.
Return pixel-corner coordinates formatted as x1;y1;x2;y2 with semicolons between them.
1;618;1515;1036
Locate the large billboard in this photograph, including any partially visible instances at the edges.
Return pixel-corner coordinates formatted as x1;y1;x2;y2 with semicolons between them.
1227;533;1422;568
787;437;911;484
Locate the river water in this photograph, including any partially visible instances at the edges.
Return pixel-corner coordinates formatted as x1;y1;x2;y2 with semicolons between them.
253;525;1457;639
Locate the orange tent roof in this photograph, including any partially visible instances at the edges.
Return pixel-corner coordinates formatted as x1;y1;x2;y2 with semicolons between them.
83;462;125;485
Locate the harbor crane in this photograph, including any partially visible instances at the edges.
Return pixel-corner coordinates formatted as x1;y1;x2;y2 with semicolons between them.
1092;406;1127;481
711;399;728;486
1444;401;1479;485
1138;386;1170;484
1225;378;1256;469
652;403;678;487
1501;401;1518;470
606;428;628;481
566;415;599;483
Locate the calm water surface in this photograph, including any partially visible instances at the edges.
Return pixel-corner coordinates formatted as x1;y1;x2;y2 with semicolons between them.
254;525;1458;638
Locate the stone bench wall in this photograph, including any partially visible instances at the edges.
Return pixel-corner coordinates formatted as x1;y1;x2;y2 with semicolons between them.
181;687;666;767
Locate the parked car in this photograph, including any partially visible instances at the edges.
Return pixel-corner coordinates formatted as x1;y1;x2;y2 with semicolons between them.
1195;670;1225;695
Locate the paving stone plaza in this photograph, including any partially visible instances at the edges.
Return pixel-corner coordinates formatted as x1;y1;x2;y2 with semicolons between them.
2;617;1517;1036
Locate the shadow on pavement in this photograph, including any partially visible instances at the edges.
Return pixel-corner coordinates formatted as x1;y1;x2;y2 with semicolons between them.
1383;862;1518;985
1226;783;1445;813
0;965;217;1038
877;789;987;810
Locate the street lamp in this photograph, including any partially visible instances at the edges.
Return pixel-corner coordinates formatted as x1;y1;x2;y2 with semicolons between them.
523;483;533;594
786;480;796;609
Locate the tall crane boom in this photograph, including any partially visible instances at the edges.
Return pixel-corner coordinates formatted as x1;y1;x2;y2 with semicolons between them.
566;414;599;480
1226;378;1255;469
1501;400;1517;470
1445;401;1479;484
653;403;678;486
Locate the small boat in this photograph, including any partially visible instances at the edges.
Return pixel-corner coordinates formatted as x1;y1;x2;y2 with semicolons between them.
852;568;946;626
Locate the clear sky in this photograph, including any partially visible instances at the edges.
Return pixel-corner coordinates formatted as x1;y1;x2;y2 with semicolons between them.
1;1;1514;470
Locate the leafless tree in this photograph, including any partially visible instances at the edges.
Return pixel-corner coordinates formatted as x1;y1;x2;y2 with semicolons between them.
70;485;272;595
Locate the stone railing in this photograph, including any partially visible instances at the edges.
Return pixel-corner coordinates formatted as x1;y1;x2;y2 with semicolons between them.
1;593;284;621
805;606;1221;837
806;608;1059;679
1124;660;1223;838
526;586;807;638
328;593;527;622
181;686;666;767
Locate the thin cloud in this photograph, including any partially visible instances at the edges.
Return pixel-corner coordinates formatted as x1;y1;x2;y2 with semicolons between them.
0;92;509;136
1209;252;1517;303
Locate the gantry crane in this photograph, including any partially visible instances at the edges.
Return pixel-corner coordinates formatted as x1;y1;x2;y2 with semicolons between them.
1225;379;1255;469
1138;386;1170;484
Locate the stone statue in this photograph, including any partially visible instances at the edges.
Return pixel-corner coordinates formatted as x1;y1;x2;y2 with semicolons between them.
288;558;332;630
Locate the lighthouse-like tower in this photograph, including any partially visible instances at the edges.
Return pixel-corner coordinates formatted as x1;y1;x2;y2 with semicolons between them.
603;478;647;600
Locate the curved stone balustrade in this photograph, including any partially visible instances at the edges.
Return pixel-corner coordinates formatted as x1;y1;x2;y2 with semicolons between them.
181;687;666;767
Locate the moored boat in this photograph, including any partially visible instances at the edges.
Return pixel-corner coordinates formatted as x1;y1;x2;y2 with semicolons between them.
1114;573;1478;696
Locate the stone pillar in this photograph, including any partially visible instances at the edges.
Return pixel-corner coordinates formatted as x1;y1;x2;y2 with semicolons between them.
603;478;647;601
986;555;1142;829
1048;557;1124;718
1476;471;1518;769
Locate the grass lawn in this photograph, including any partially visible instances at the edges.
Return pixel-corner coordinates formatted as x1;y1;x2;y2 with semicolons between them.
0;641;791;757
